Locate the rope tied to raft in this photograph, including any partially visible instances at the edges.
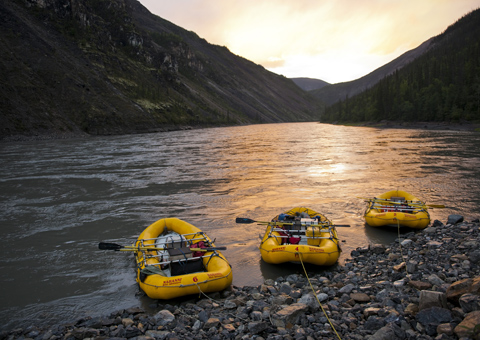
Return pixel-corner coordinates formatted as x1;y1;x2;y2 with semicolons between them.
298;252;342;340
397;219;410;278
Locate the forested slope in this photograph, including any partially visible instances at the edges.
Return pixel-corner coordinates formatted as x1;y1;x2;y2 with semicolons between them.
322;8;480;123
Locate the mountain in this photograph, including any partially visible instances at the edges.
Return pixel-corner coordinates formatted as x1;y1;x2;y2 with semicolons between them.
310;39;434;106
291;77;330;91
321;8;480;123
0;0;322;140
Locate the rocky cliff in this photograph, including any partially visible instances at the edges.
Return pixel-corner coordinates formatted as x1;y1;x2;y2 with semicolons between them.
0;0;322;140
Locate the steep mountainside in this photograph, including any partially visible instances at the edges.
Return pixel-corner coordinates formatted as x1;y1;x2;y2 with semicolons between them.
310;39;434;105
291;77;330;91
322;8;480;123
0;0;322;140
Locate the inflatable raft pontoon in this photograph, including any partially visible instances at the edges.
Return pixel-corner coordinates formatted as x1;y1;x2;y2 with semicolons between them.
259;207;341;266
363;190;431;229
134;218;232;300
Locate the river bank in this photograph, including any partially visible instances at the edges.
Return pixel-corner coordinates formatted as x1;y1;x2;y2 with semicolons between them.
2;214;480;340
351;120;480;132
0;125;198;143
2;120;479;143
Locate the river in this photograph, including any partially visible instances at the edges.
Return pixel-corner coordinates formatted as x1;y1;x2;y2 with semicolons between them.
1;122;479;331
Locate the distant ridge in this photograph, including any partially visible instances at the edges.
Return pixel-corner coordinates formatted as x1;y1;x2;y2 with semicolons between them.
310;39;434;105
322;8;480;123
290;77;330;91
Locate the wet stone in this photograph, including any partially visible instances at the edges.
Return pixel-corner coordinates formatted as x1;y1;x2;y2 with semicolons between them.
448;214;464;224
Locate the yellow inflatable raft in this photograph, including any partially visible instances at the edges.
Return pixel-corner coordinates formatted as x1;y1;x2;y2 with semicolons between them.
134;218;232;300
259;207;341;266
363;190;431;229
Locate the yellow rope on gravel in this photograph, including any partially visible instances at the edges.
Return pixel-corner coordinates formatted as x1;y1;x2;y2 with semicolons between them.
397;219;409;277
298;252;342;340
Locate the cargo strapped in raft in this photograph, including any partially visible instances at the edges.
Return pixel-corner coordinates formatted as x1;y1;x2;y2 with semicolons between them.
257;207;342;266
133;218;232;300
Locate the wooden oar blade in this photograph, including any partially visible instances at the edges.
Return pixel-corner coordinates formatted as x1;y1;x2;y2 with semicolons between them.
98;242;124;251
236;217;256;224
427;204;445;208
334;225;351;228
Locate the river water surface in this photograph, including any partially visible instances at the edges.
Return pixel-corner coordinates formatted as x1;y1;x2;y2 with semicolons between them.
1;122;479;331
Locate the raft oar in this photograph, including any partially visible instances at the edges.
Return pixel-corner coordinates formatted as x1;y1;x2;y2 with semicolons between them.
98;242;226;252
357;197;445;208
235;217;350;227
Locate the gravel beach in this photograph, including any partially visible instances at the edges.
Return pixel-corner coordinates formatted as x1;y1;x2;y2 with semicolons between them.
2;214;480;340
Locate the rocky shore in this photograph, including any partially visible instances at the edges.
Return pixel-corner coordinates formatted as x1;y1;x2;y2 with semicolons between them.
2;215;480;340
355;121;480;132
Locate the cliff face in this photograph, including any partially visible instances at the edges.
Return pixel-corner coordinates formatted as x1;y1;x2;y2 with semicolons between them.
0;0;322;140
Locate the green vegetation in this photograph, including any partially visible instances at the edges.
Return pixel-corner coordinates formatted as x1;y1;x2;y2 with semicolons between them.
151;32;183;46
322;9;480;124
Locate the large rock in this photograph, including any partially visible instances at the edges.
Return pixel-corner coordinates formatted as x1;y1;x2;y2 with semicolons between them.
248;322;268;334
71;327;100;339
298;293;319;309
370;244;386;254
404;303;419;316
459;293;480;313
446;277;480;303
416;307;452;336
447;214;464;224
339;283;355;294
408;280;432;291
469;250;480;264
454;310;480;338
153;310;175;326
427;274;445;287
418;290;448;310
270;303;309;328
436;323;454;336
367;322;406;340
364;316;386;331
351;292;371;302
204;317;221;329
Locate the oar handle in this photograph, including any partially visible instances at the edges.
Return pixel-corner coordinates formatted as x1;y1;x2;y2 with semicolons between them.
98;242;164;251
99;242;123;251
235;217;257;224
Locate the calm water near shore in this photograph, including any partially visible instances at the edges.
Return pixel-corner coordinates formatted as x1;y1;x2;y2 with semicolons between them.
1;122;479;331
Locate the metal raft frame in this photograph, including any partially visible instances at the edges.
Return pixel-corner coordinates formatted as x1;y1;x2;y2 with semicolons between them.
135;231;221;274
367;198;428;213
263;220;339;245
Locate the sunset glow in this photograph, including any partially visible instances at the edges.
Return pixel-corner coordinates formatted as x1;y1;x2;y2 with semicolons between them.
139;0;479;83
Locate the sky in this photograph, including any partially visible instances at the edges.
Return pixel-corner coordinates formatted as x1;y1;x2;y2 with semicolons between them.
138;0;480;84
